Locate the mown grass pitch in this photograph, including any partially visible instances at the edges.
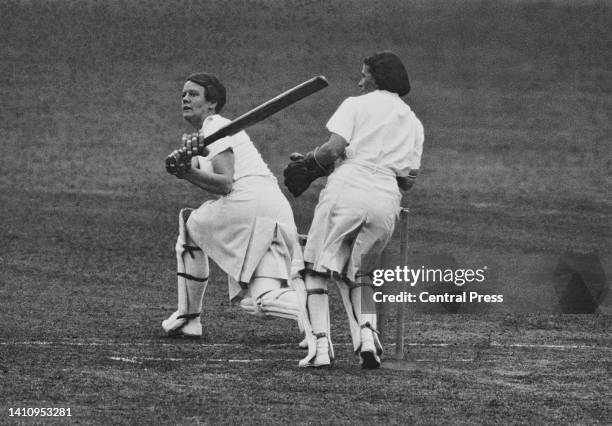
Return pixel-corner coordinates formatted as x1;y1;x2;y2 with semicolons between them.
1;315;611;424
1;0;611;424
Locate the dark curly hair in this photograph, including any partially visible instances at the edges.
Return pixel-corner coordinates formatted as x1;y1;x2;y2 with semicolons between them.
363;52;410;96
186;73;227;113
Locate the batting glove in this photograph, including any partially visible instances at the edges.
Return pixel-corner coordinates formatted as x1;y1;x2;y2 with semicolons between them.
166;147;192;178
183;133;209;157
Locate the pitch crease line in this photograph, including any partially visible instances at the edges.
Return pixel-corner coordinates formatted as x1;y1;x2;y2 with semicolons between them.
108;356;295;364
3;340;611;351
107;356;477;364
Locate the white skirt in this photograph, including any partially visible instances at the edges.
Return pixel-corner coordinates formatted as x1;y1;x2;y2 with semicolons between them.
187;175;300;300
304;160;401;282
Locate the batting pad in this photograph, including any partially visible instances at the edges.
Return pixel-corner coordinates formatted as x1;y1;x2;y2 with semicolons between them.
257;289;303;321
335;281;362;352
238;296;269;319
256;288;317;364
305;287;335;361
176;208;209;315
289;275;307;333
335;280;380;354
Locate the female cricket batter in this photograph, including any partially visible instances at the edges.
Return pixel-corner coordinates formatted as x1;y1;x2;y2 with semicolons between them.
284;52;424;368
163;73;316;365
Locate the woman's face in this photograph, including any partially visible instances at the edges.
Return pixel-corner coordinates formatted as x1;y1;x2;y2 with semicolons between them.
182;80;216;123
358;64;377;93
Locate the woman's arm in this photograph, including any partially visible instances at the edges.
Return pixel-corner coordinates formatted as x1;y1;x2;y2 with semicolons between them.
312;133;348;166
283;133;347;197
317;132;420;193
396;176;414;191
321;133;417;192
182;149;235;195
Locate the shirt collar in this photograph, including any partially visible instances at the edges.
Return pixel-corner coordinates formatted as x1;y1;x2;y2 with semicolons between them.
376;89;399;97
201;114;218;131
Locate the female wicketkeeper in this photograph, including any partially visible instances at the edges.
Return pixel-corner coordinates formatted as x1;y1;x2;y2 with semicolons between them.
283;52;424;368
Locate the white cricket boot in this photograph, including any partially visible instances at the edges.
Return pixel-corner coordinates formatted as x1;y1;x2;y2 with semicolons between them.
358;323;382;369
162;312;202;338
299;333;332;368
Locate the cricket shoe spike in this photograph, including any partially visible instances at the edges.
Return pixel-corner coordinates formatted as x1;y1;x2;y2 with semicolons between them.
358;323;382;369
162;311;202;338
299;333;332;368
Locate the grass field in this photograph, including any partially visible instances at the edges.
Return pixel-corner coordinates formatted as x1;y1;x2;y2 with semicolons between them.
1;0;611;424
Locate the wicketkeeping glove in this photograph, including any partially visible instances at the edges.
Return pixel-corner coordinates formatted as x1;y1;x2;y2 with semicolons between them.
283;149;334;197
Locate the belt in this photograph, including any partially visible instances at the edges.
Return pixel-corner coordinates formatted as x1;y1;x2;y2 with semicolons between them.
340;158;396;177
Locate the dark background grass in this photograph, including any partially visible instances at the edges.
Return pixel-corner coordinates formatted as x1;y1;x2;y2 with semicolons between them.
1;0;611;424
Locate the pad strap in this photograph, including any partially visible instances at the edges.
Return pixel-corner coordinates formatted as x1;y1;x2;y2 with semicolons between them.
180;208;194;222
183;244;203;259
306;288;329;297
177;273;209;283
304;268;376;289
272;289;292;300
313;332;328;339
177;313;201;320
253;289;292;305
361;322;380;335
345;280;376;290
302;267;331;279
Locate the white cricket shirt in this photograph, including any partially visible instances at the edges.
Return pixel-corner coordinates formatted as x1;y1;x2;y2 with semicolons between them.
198;114;272;181
326;90;424;177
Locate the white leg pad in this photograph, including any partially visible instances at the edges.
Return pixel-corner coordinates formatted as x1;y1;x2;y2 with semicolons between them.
250;285;317;366
288;274;307;333
249;277;306;332
336;279;383;367
335;280;363;353
238;296;266;318
289;234;310;345
304;287;334;360
352;284;383;359
257;289;303;321
162;208;209;337
240;289;309;352
298;274;335;367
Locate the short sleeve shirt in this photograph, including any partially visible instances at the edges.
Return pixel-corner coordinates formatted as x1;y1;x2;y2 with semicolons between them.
326;90;424;177
198;115;272;181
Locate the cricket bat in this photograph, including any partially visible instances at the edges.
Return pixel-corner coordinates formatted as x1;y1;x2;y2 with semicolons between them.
166;75;328;169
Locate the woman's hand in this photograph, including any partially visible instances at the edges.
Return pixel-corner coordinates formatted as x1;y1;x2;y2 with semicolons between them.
166;147;193;178
397;170;418;191
182;132;209;157
166;133;211;179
